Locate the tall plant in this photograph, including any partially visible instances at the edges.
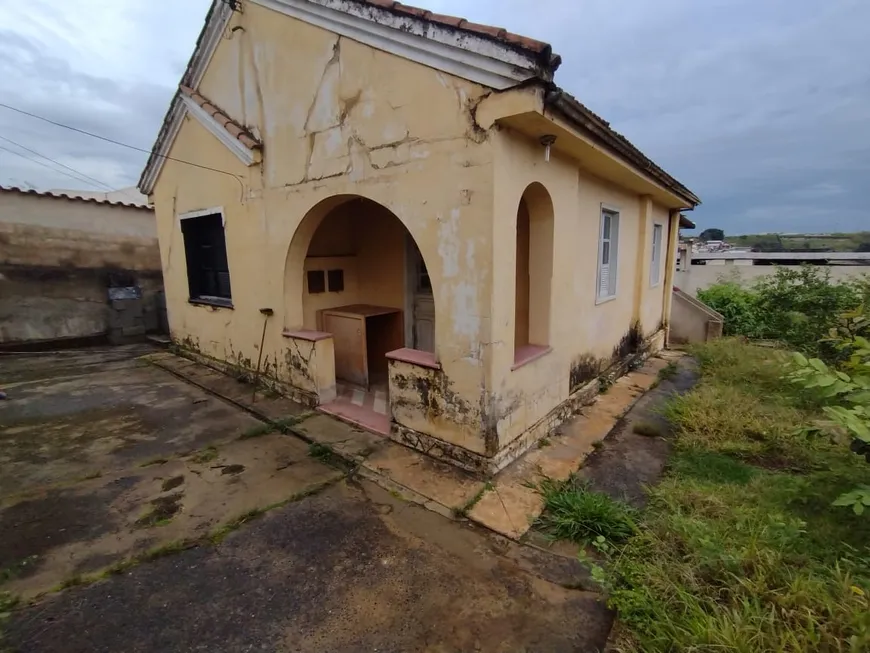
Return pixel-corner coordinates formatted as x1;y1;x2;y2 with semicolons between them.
787;308;870;512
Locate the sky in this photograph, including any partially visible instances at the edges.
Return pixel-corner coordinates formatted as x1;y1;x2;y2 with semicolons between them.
0;0;867;234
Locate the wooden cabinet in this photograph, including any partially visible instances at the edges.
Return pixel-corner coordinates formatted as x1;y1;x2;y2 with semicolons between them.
321;304;403;388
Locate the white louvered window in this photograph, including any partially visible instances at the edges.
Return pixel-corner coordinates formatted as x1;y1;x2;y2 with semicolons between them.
597;208;620;301
650;223;664;286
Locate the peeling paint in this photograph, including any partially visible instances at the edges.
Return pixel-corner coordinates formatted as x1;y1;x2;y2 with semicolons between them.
437;209;460;278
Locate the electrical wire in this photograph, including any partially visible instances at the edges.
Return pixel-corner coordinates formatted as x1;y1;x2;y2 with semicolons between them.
0;102;246;187
0;144;109;189
0;134;116;191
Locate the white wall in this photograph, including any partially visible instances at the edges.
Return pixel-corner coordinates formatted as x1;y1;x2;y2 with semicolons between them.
675;264;870;296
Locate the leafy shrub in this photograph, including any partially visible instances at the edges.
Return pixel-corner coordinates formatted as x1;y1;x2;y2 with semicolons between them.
697;281;763;338
787;314;870;512
699;267;869;361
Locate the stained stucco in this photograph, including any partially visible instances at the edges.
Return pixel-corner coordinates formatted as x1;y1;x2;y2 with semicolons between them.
150;1;683;470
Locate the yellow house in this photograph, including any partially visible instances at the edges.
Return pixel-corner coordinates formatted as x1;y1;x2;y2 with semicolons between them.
139;0;700;474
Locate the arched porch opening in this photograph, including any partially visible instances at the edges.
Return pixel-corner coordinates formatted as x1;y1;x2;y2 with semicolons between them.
283;195;437;433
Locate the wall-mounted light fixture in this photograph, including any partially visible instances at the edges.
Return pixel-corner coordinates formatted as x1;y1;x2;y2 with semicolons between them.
540;135;557;163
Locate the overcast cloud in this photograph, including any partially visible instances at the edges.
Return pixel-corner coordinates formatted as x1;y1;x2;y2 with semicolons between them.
0;0;867;234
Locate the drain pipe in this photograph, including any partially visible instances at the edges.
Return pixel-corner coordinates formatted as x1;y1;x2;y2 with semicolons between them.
252;308;274;403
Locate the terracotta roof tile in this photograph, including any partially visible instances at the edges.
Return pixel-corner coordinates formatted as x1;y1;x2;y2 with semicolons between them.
0;185;152;210
426;12;463;27
393;3;429;17
180;85;261;152
355;0;552;55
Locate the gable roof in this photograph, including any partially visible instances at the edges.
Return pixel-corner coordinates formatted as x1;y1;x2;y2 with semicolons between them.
138;0;698;208
138;0;560;195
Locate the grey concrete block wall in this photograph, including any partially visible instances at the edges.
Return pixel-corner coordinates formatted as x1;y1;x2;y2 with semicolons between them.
0;266;165;346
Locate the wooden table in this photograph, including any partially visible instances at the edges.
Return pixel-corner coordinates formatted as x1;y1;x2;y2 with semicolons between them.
321;304;403;388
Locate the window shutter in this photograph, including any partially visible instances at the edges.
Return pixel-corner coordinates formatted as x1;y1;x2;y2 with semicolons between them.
609;215;619;297
599;263;610;298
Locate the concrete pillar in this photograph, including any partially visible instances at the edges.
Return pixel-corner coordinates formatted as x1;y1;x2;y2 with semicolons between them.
632;195;652;324
662;210;681;341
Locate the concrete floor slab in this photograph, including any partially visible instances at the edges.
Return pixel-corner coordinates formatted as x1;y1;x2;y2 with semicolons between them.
0;347;342;599
0;347;265;496
468;482;542;540
294;413;384;461
145;351;308;422
4;481;613;653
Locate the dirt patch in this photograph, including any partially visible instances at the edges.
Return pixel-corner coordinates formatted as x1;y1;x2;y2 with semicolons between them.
220;464;245;476
135;492;183;528
0;485;126;575
72;552;124;576
161;476;185;491
0;348;266;495
571;360;698;508
738;450;815;473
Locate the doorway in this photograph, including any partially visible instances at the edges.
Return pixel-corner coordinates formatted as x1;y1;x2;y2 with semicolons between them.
406;236;435;353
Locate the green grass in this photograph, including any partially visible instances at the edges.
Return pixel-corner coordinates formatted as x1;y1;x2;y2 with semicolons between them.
190;446;218;464
657;361;679;381
0;590;20;648
238;423;275;440
0;556;37;584
273;412;314;434
452;482;493;518
600;338;870;651
306;441;350;470
534;476;637;545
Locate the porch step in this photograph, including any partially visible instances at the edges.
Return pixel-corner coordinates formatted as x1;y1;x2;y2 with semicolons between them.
359;443;484;519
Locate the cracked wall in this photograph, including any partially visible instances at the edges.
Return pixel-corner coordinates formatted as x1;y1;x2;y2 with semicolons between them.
487;127;671;449
1;192;162;344
151;1;495;454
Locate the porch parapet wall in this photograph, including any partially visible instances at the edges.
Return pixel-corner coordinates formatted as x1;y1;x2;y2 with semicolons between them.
282;329;337;404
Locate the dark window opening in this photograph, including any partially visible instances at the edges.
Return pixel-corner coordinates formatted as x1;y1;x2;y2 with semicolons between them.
307;270;326;294
181;213;232;304
327;269;344;292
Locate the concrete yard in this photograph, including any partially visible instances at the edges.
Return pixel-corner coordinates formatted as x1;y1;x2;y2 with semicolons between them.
0;346;614;652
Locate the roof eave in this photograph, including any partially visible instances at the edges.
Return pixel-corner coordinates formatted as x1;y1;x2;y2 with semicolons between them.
544;88;701;209
138;1;234;195
679;214;696;229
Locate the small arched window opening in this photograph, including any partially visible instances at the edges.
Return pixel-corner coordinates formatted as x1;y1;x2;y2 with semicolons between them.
514;183;554;367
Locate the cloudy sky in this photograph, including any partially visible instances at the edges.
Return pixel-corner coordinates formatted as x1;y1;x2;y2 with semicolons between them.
1;0;867;234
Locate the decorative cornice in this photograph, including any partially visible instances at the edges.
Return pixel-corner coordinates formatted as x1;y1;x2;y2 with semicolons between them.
252;0;552;90
179;93;258;167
